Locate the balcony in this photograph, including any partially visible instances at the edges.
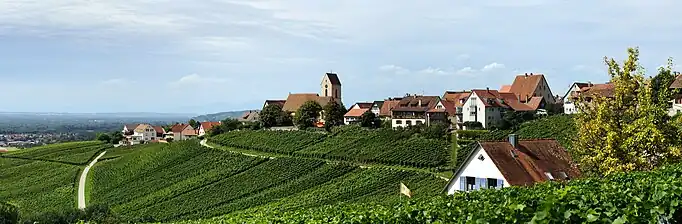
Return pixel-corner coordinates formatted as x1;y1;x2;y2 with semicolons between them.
392;115;427;119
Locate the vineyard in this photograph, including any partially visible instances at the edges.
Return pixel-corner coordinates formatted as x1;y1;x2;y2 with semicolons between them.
90;140;445;222
2;141;110;165
0;157;81;220
515;114;576;149
210;126;451;168
180;162;682;224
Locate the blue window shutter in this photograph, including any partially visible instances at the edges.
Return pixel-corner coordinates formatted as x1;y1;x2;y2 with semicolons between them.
460;177;465;191
473;178;479;190
481;178;487;189
497;179;504;189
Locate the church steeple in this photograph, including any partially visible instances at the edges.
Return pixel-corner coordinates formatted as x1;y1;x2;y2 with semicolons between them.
321;72;342;104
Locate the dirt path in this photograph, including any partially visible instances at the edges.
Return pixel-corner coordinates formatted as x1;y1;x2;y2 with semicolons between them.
78;151;106;210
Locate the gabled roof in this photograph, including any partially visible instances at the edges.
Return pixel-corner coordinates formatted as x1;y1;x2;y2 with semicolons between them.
440;100;457;115
574;83;615;99
344;108;369;117
239;111;260;122
500;85;512;93
508;73;545;100
325;73;342;85
526;97;545;110
447;139;580;189
171;124;191;133
264;100;286;108
671;75;682;89
372;100;385;109
153;126;165;135
134;124;152;133
200;122;221;131
354;102;373;109
282;93;333;112
391;95;441;112
124;124;139;131
442;91;471;107
380;100;400;116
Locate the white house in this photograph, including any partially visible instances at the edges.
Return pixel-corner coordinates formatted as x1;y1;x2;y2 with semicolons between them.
444;135;579;195
170;123;197;141
121;124;158;145
390;95;447;128
562;82;590;114
344;102;373;125
669;75;682;116
462;89;505;129
198;122;221;136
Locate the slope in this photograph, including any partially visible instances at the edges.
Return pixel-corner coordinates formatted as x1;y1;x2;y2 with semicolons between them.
89;140;444;222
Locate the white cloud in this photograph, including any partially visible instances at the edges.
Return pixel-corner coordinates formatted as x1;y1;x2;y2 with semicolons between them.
418;67;449;76
170;74;229;86
379;65;410;75
456;67;476;76
480;62;505;72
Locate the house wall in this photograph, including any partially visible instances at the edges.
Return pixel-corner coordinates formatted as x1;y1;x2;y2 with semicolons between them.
134;125;157;142
563;84;581;114
462;92;503;129
392;118;426;128
344;116;360;125
198;127;206;136
669;98;682;116
447;145;508;195
533;77;555;103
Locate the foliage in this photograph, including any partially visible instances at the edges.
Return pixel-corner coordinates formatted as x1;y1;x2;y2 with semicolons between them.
109;131;123;145
0;202;18;224
294;101;323;129
359;110;380;129
462;121;483;130
574;48;682;176
500;110;537;130
96;133;111;143
89;141;443;222
297;125;450;167
188;119;199;129
515;114;576;149
3;141;109;165
208;119;241;136
259;104;283;128
420;122;449;140
185;162;682;223
0;158;80;219
323;101;346;131
651;57;680;108
210;130;326;154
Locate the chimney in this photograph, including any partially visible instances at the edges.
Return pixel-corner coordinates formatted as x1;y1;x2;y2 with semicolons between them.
509;134;518;149
529;72;533;76
418;99;422;107
486;87;490;93
524;73;528;77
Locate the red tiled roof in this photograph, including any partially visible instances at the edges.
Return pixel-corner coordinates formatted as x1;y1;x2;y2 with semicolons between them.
443;91;471;107
508;74;544;101
574;83;615;99
671;75;682;88
200;122;221;131
355;102;373;109
379;100;400;116
344;108;369;117
526;97;545;110
479;139;580;186
171;124;191;133
264;100;286;108
500;85;512;93
392;95;441;112
153;126;165;135
440;100;457;115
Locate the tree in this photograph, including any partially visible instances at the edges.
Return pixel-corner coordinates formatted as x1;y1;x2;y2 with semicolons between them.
651;57;680;108
294;101;322;129
421;122;449;140
323;101;347;131
277;112;294;126
463;121;483;130
260;104;283;128
96;133;111;143
110;131;123;145
188;119;199;129
574;47;682;176
209;118;242;136
500;110;537;130
359;110;381;128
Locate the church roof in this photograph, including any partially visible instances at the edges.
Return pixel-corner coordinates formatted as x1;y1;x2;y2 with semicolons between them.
325;73;342;85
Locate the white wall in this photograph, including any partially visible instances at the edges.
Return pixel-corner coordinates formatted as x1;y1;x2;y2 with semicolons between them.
344;117;359;125
447;145;508;195
392;118;426;128
563;84;581;114
198;126;207;136
133;125;157;142
669;100;682;116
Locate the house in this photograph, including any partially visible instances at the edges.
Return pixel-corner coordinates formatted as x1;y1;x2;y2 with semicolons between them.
281;72;343;115
443;91;471;129
198;121;221;137
501;73;556;104
263;100;287;110
121;124;157;146
379;98;401;120
462;88;549;129
153;126;165;139
562;82;590;114
390;95;448;128
170;123;197;141
344;102;373;125
567;83;615;113
238;110;260;123
370;101;384;117
669;75;682;116
444;134;580;194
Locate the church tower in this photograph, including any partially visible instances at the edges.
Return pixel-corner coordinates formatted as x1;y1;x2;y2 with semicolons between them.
321;72;342;104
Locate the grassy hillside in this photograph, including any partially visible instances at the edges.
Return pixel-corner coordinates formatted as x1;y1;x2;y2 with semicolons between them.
178;162;682;224
91;140;444;222
210;126;451;168
515;114;576;149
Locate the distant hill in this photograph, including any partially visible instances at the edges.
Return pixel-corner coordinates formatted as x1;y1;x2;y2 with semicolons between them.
192;110;254;121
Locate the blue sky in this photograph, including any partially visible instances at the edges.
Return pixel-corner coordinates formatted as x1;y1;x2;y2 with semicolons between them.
1;0;681;114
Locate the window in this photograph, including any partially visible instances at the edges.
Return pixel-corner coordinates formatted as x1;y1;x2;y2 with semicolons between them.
544;172;554;180
406;120;412;126
477;154;485;161
396;120;403;124
487;178;498;189
416;120;423;125
325;89;328;96
466;177;476;191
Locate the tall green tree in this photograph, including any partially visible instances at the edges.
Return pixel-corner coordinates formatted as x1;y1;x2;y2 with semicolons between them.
188;119;199;129
96;133;111;143
294;101;323;129
574;47;682;176
359;110;380;129
110;131;124;144
260;104;283;128
323;101;347;131
651;57;680;108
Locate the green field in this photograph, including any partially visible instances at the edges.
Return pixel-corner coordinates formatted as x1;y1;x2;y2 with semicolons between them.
3;141;109;165
90;140;444;222
210;126;451;168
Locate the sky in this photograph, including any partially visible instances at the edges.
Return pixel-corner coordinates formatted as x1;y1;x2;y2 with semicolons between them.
1;0;681;114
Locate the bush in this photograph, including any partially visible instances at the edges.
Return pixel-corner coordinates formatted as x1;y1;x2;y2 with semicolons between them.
0;202;18;224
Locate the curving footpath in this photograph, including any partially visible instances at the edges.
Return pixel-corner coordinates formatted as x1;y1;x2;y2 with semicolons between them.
78;151;106;210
